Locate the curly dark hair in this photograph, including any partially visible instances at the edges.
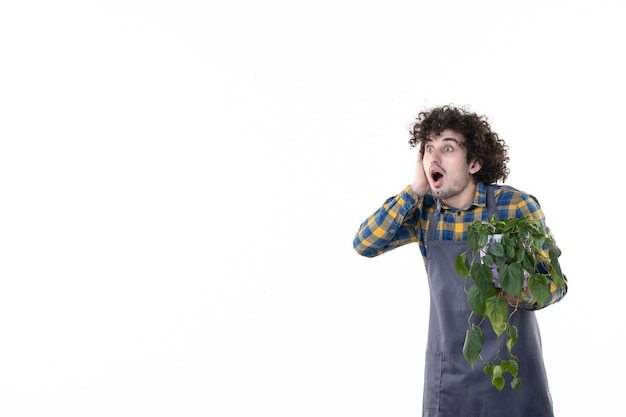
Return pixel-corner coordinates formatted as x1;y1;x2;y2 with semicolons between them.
408;105;510;184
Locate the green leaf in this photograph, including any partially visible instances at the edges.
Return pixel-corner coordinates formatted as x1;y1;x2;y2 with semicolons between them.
508;325;518;342
502;219;517;234
511;377;522;390
533;235;546;250
455;252;470;277
487;242;505;258
481;254;495;267
549;261;565;289
507;359;519;377
483;364;493;375
548;241;562;257
492;364;502;378
467;285;487;317
505;241;517;259
521;252;535;273
468;231;488;252
499;263;525;296
462;325;484;366
492;375;505;391
506;326;518;355
485;296;509;336
470;263;494;293
515;246;526;263
528;274;551;307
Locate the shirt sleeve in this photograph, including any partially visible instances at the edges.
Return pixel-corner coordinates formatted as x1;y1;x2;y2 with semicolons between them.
519;275;569;311
353;185;420;258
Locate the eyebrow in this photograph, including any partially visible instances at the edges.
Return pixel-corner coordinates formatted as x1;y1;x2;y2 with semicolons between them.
424;136;462;145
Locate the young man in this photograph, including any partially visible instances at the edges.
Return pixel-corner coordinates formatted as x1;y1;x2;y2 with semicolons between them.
353;105;568;417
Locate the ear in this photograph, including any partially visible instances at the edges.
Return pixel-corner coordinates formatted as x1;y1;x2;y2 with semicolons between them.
469;159;482;174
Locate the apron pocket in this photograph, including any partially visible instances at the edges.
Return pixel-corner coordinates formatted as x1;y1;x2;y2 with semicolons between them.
423;350;442;412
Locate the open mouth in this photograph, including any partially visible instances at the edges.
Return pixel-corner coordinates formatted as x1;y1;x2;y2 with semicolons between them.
430;167;444;187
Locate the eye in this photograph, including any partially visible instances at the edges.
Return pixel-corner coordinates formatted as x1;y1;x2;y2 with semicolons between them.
444;145;454;152
425;145;434;153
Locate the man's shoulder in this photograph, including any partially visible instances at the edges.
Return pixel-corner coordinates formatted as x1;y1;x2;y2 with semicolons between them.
492;184;540;207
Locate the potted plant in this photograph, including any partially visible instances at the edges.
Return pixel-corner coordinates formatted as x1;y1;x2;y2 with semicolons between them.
454;215;565;391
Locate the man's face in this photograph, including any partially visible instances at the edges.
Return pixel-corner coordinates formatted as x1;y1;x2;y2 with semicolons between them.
422;129;481;208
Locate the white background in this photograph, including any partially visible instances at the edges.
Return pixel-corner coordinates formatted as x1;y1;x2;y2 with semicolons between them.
1;1;623;416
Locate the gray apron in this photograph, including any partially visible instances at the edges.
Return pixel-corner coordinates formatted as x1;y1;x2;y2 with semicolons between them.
422;185;554;417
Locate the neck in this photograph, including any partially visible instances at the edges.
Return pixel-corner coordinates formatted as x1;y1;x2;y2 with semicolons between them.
442;181;478;210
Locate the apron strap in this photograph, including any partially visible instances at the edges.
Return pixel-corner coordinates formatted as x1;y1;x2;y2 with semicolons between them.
486;184;497;219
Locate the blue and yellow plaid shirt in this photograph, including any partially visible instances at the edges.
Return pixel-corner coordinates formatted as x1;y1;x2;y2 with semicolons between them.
353;182;568;310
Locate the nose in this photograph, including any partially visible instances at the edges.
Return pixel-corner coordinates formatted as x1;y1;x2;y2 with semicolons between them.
428;148;441;164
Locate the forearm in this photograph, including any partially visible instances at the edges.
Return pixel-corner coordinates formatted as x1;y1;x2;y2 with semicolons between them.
519;275;569;311
509;197;569;309
353;186;420;257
